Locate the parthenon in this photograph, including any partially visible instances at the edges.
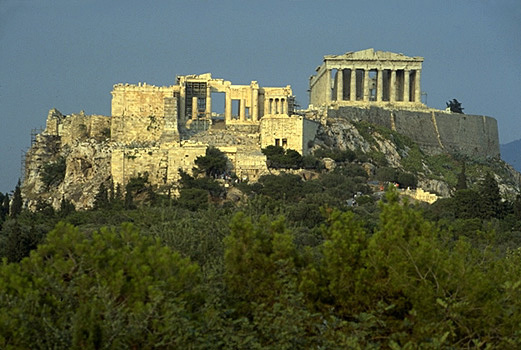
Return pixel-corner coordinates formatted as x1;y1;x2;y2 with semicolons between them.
309;48;424;107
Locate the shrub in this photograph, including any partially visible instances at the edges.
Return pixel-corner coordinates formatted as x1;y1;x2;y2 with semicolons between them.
40;156;66;189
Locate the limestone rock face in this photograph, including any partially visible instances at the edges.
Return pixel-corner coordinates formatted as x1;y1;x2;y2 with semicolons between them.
60;141;112;209
22;135;113;211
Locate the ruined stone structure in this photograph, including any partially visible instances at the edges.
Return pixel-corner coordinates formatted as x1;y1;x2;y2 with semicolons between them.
107;73;313;188
310;49;424;108
110;73;295;145
22;50;503;210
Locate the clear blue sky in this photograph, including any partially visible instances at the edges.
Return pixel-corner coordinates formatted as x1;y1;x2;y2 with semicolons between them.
1;0;520;193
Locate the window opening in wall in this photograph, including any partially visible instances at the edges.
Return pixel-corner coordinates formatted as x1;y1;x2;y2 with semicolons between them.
197;98;206;118
275;138;280;146
210;91;225;129
282;138;287;148
245;107;250;119
232;100;240;119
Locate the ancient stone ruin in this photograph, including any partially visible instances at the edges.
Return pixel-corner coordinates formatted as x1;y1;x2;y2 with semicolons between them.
309;48;424;107
22;49;501;209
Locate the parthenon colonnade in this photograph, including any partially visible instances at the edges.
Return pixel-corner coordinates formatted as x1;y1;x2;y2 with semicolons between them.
309;49;424;107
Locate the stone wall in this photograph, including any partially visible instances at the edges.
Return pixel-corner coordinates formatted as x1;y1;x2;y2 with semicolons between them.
328;106;499;158
111;83;176;117
111;114;165;145
44;109;111;146
260;114;319;155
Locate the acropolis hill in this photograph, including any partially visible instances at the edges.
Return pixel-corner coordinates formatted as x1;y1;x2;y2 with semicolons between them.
22;49;501;209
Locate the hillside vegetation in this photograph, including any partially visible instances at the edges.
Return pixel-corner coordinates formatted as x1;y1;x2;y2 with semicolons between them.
2;121;521;348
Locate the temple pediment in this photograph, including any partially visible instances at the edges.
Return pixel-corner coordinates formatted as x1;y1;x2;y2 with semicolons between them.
325;48;423;62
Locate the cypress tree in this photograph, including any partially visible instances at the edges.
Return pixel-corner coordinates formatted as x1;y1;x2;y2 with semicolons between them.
10;180;23;218
456;161;468;190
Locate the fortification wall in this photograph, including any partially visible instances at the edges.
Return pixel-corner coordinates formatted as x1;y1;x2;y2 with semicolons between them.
330;106;500;158
111;115;165;144
111;83;176;117
43;109;111;145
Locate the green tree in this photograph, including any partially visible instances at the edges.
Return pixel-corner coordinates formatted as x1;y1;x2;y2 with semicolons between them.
0;222;201;349
479;172;502;219
10;180;22;218
224;213;298;308
194;146;228;178
40;156;66;189
93;183;109;209
456;161;468;190
446;98;464;113
0;193;8;223
397;172;418;188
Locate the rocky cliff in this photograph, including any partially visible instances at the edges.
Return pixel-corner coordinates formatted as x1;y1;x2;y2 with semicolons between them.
21;108;520;210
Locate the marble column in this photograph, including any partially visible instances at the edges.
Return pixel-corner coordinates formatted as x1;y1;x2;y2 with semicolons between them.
363;69;370;101
336;69;343;101
376;69;383;102
240;99;246;121
325;69;331;103
192;96;198;120
205;87;212;118
414;69;421;103
350;68;356;101
225;87;232;122
251;85;259;121
404;69;410;102
390;70;396;102
264;96;270;117
179;86;186;120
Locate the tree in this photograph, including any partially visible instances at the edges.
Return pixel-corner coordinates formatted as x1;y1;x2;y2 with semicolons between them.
262;145;303;169
456;161;468;190
0;193;8;223
10;180;22;218
397;172;418;188
0;223;201;349
194;146;228;178
446;98;464;113
93;183;109;209
479;172;502;219
40;156;66;189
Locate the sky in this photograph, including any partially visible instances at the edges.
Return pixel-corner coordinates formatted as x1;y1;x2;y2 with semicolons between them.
1;0;520;193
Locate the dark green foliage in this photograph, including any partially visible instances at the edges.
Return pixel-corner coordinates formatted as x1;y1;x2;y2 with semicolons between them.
194;146;228;178
10;180;22;218
178;188;208;211
258;173;303;201
396;172;417;188
446;98;464;113
124;173;155;208
513;195;521;220
40;156;66;189
0;193;9;223
313;147;356;163
93;183;109;209
262;145;304;169
456;161;468;190
178;170;224;199
452;189;482;219
478;172;502;219
376;166;397;183
0;223;201;349
58;197;76;217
